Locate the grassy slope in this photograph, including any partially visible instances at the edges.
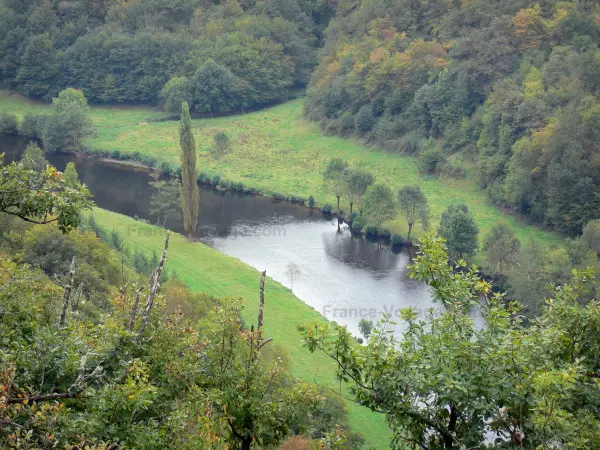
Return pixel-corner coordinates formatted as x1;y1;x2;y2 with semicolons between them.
0;91;561;259
90;208;390;448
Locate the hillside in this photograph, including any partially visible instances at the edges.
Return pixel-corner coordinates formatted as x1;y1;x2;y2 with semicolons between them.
306;0;600;235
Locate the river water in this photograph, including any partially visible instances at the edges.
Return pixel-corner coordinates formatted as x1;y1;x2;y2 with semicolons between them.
1;135;435;336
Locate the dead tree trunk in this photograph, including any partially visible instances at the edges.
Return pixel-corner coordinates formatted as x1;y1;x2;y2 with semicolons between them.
59;256;76;328
129;285;145;331
71;283;83;311
141;232;170;332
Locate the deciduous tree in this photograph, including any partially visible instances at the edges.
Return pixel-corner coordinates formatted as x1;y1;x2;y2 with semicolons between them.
397;185;429;240
438;203;478;260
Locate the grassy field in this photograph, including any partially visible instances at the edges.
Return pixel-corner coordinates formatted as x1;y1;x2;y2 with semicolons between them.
90;208;390;448
0;91;562;258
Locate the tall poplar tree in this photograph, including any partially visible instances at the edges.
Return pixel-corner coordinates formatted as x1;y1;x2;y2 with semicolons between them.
179;102;199;240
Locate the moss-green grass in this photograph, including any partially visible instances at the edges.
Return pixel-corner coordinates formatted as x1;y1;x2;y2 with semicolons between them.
0;91;562;261
90;208;390;448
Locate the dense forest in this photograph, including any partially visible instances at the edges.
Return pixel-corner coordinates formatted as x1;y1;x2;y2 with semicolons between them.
306;0;600;234
0;0;331;109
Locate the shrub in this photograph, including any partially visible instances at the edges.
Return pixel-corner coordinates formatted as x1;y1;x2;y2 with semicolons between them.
391;233;404;246
339;112;355;135
272;192;285;200
365;225;378;236
210;132;231;159
0;112;18;134
308;195;316;208
19;113;43;139
348;212;358;223
351;215;367;232
398;132;423;155
379;228;391;239
354;104;376;134
338;208;345;218
322;204;333;214
197;172;208;183
439;161;467;179
418;139;446;175
235;182;244;192
211;175;221;186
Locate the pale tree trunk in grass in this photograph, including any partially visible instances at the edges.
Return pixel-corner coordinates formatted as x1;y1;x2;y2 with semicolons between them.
141;232;170;332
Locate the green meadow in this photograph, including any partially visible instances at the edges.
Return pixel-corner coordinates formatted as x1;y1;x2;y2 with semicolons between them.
0;91;561;258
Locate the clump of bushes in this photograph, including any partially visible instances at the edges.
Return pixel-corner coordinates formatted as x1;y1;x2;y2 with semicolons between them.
322;204;333;214
391;233;404;246
351;215;367;232
0;112;18;134
271;192;285;200
365;225;378;236
19;113;47;139
418;139;446;176
439;161;467;179
308;195;316;208
211;175;221;186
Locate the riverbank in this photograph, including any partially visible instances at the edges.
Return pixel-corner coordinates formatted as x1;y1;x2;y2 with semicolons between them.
90;207;391;448
0;91;562;260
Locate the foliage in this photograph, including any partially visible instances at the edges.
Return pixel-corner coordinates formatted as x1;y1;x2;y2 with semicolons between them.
63;162;80;189
0;112;18;134
41;89;96;153
583;219;600;256
19;142;47;172
357;319;373;341
300;234;600;449
397;185;428;240
178;102;199;240
0;0;325;108
363;183;396;228
342;166;374;215
0;155;92;232
191;60;240;115
438;204;479;260
483;223;521;277
148;171;181;227
159;77;193;115
322;158;348;210
211;131;232;159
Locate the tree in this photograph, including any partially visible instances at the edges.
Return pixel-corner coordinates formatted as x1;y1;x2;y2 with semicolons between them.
210;131;231;159
20;142;48;172
483;223;520;277
285;261;301;289
358;318;373;341
300;234;600;449
15;33;59;99
323;158;348;211
179;102;199;240
438;204;479;260
343;167;374;214
41;89;96;153
192;60;240;116
397;186;429;240
148;171;181;226
159;76;193;114
363;184;396;229
0;155;92;232
583;220;600;256
64;162;80;189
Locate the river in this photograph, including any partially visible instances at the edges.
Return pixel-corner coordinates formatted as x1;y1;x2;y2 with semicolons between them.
2;135;436;336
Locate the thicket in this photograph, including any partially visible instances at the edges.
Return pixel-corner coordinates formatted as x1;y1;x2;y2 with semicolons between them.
0;0;333;111
306;0;600;234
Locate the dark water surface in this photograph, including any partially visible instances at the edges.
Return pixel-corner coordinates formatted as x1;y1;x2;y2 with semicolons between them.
1;135;435;335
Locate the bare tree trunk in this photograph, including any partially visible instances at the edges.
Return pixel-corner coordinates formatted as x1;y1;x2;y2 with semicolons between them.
258;270;266;339
59;256;76;328
129;285;145;331
72;283;83;312
141;232;170;332
407;222;413;240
